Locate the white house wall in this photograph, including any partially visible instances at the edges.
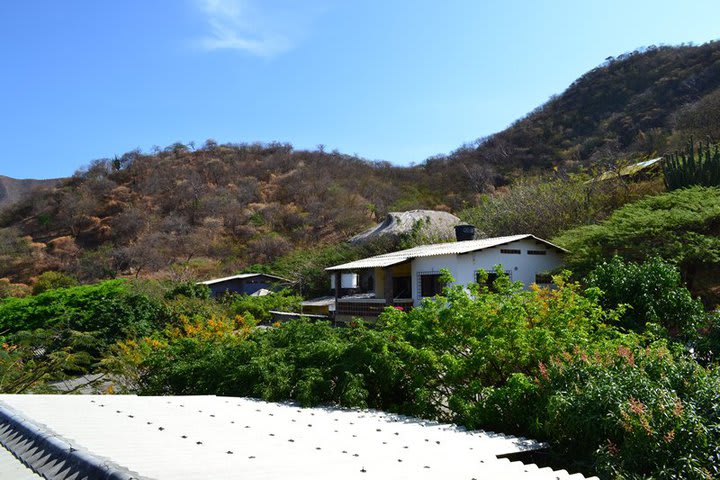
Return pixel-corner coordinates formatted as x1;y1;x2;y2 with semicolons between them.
409;238;564;305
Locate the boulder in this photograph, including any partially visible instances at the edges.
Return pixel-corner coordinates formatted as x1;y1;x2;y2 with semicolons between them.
351;209;462;245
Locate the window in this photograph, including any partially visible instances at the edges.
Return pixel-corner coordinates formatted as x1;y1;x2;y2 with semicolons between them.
500;249;521;254
420;273;444;297
527;250;547;255
535;273;553;284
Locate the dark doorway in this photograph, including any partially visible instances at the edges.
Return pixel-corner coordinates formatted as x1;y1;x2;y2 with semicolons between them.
393;276;412;298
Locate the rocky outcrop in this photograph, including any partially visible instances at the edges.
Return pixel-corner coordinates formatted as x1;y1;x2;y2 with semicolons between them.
351;209;462;244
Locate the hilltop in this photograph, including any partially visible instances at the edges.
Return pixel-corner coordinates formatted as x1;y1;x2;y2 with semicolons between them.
429;42;720;182
0;143;465;283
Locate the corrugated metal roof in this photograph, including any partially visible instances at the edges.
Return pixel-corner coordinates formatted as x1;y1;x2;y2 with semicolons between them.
0;394;598;480
327;234;568;271
301;296;336;307
594;157;663;182
199;273;290;285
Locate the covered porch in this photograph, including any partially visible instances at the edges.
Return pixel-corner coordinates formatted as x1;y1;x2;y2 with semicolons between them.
328;260;414;323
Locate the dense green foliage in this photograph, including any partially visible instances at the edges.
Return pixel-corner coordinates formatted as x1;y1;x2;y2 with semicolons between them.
0;280;169;391
553;186;720;296
0;280;164;343
229;290;303;323
163;281;211;301
586;257;706;340
664;140;720;190
533;344;720;479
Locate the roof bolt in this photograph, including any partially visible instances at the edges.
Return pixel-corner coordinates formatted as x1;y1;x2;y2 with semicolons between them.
360;468;366;473
196;441;202;445
227;451;233;454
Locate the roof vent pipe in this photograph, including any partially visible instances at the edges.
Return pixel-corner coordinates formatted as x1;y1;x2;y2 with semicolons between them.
454;224;476;242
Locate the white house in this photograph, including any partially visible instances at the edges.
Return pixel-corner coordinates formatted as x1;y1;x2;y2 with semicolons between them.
326;231;567;322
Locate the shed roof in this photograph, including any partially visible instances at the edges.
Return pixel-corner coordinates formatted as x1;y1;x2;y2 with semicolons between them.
199;273;290;285
0;394;597;480
327;234;567;271
594;157;663;182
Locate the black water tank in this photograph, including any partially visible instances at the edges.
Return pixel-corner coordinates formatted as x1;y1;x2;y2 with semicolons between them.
455;224;476;241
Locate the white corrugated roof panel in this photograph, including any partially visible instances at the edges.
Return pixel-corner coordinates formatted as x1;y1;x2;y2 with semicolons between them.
0;394;597;480
327;234;567;271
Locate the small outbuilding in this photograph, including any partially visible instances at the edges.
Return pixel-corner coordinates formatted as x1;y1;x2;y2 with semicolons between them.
198;273;290;297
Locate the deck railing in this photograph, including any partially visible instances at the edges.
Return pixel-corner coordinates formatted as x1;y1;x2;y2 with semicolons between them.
336;298;413;318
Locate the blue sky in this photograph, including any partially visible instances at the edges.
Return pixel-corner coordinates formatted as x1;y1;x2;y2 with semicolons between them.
1;1;719;179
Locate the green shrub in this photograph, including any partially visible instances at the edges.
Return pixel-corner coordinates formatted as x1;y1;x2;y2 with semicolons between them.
536;344;720;479
133;318;407;409
586;256;706;340
229;290;303;323
164;281;211;301
31;271;78;295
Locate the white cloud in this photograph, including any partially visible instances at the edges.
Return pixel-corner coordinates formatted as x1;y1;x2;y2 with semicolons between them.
194;0;309;57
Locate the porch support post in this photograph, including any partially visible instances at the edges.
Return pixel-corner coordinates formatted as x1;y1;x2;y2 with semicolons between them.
334;271;341;319
383;267;393;306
